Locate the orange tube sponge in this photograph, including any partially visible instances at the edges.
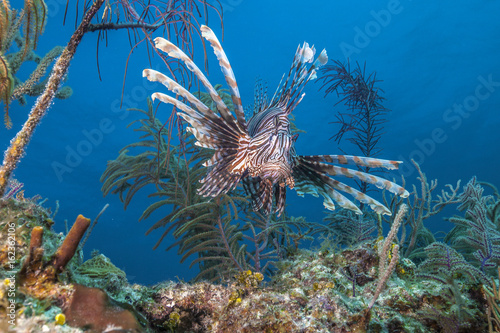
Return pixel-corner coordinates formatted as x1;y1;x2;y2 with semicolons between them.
52;214;90;272
29;226;44;255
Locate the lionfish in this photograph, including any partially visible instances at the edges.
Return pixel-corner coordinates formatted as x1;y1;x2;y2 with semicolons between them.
143;26;409;217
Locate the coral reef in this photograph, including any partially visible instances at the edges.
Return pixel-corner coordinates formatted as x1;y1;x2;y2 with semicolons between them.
381;159;462;259
0;197;146;332
133;239;485;332
18;214;90;304
0;2;496;332
0;186;495;332
98;78;495;331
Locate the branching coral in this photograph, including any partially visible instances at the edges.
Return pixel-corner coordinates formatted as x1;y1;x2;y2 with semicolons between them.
0;54;14;125
417;242;486;328
418;242;489;285
323;209;377;247
0;0;72;128
445;177;500;273
21;0;47;59
484;267;500;332
241;212;331;274
368;203;406;310
85;0;224;90
319;60;389;194
383;159;461;258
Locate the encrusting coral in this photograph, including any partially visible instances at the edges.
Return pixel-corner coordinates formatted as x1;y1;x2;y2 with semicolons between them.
75;253;126;280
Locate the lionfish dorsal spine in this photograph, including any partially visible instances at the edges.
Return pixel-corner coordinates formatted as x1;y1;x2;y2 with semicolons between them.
269;42;328;114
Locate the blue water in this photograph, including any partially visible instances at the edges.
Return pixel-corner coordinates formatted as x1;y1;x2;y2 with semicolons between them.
2;0;499;285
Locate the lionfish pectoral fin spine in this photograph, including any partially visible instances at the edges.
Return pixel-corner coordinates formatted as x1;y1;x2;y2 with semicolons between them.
145;33;256;199
142;70;241;141
294;157;397;215
152;37;244;134
143;69;216;120
295;167;362;214
302;155;403;171
200;25;247;130
299;157;409;198
321;176;391;215
150;93;234;151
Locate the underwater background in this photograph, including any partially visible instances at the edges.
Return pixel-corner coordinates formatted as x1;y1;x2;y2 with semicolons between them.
2;0;500;289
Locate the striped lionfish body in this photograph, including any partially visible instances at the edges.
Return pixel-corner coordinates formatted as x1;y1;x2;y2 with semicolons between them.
143;26;409;217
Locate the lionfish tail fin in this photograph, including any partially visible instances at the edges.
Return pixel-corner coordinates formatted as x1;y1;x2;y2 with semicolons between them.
270;42;328;113
293;155;409;215
144;34;254;198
